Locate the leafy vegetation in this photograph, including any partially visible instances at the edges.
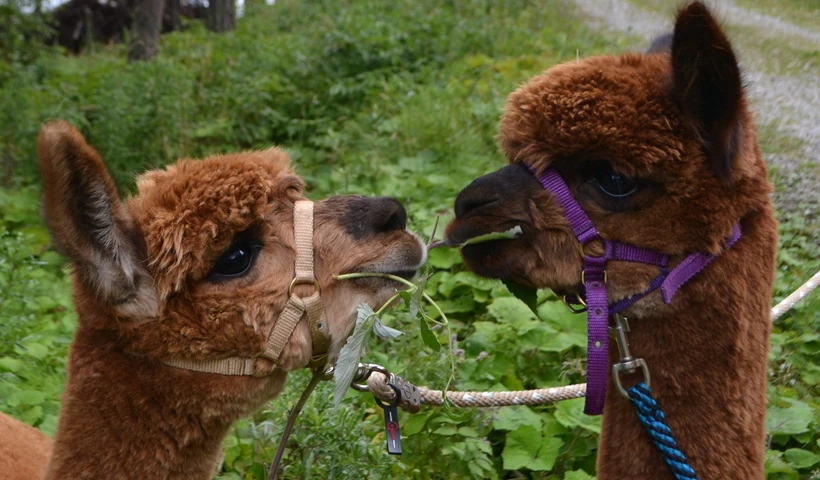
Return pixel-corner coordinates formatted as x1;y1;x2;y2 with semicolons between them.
0;0;817;478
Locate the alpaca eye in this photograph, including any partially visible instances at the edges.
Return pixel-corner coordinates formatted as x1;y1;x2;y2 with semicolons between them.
591;168;638;198
210;241;262;280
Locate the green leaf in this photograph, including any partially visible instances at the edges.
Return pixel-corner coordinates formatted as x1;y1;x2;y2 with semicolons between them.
493;406;543;431
452;271;499;291
554;398;602;434
11;390;45;406
373;319;403;339
487;297;537;323
419;315;441;351
501;425;563;471
766;398;814;435
427;247;462;269
457;426;479;437
334;303;376;407
765;450;798;476
502;279;538;314
0;357;24;372
783;448;820;469
433;425;458;436
564;470;594;480
401;412;431;436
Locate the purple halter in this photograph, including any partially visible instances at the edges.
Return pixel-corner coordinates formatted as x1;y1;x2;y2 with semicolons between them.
529;166;742;415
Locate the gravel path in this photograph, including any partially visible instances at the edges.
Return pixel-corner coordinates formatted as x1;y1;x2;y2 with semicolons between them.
570;0;820;216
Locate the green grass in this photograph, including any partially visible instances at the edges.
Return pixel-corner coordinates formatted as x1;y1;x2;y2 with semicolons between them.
623;0;820;78
0;1;818;479
734;0;820;33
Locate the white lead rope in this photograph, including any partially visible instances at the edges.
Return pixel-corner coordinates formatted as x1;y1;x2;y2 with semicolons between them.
366;270;820;409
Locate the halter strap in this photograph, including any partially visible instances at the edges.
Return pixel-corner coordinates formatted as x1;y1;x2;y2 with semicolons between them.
529;165;741;415
164;200;331;376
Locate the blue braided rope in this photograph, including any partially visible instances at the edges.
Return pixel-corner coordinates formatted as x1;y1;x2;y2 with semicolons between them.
627;382;698;480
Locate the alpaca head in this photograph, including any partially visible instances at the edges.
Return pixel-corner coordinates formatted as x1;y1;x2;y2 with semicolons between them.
445;2;771;309
38;121;425;396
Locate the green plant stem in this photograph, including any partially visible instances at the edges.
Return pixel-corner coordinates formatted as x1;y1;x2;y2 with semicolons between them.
334;272;418;289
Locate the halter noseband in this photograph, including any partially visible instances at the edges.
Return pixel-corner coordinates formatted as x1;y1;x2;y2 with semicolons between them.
529;166;741;415
164;200;331;376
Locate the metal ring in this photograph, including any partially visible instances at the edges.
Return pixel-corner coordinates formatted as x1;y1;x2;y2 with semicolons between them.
350;363;392;392
613;358;651;399
561;294;588;314
289;278;320;296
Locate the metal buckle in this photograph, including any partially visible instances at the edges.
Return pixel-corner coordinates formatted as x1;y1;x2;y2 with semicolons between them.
581;269;607;285
351;363;392;392
289;278;321;296
561;294;588;314
316;364;335;381
610;314;651;398
613;358;651;398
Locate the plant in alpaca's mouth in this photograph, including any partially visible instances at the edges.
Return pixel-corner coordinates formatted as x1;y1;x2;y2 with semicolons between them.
332;270;455;409
333;222;535;411
332;215;457;410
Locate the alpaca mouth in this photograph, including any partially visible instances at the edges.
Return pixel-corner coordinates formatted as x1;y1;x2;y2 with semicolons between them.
348;230;427;284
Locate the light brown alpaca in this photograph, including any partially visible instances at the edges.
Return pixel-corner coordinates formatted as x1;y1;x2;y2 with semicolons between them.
446;3;776;479
0;120;425;479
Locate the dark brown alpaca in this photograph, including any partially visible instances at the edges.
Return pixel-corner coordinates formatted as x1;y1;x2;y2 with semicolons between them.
446;3;776;479
0;120;425;479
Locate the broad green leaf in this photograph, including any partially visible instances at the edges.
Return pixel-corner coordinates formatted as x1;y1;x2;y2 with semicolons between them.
373;319;403;339
433;425;458;436
427;247;462;269
487;297;537;323
564;470;594;480
503;279;538;314
401;412;431;436
457;426;479;437
0;357;24;372
452;271;499;291
502;425;563;471
765;450;798;476
554;398;602;434
501;425;540;470
493;406;543;431
437;296;475;314
419;315;441;351
783;448;820;469
766;398;814;435
11;390;45;406
334;303;376;407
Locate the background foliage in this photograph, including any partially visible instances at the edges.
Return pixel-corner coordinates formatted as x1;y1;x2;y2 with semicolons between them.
0;0;818;478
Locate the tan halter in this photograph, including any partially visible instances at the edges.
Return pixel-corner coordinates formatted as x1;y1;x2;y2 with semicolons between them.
165;200;331;376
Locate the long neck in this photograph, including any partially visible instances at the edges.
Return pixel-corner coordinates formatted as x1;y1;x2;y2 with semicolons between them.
45;325;287;479
597;209;776;480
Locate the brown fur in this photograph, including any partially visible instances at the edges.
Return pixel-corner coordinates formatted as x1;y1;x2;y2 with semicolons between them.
0;121;425;479
0;412;52;480
446;3;776;479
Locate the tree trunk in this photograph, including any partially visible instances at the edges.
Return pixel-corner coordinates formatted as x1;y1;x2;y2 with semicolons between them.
163;0;181;33
206;0;235;33
129;0;165;61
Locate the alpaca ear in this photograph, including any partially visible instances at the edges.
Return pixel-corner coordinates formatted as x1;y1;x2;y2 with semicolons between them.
671;2;743;180
38;121;156;317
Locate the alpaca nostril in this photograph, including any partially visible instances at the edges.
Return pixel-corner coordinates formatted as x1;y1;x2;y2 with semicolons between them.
372;197;407;232
455;192;501;218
